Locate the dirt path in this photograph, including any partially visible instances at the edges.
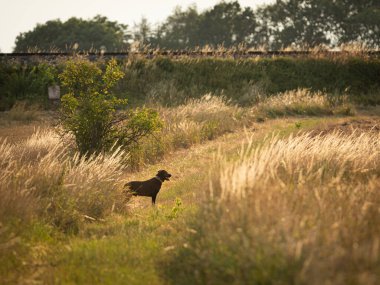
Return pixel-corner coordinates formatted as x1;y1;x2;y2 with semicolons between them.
125;117;305;209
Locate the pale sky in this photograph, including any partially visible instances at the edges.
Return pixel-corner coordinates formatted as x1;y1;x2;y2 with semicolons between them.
0;0;273;52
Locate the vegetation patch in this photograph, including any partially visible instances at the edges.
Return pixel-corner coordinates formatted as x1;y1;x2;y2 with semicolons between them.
164;129;380;285
254;88;356;118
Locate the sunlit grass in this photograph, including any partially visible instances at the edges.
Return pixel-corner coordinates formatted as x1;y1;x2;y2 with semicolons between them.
166;129;380;285
255;88;355;118
0;130;128;229
127;94;252;169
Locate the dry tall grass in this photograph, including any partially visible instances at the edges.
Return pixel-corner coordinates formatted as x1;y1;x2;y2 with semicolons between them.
167;130;380;285
0;130;128;233
0;95;248;227
0;129;129;282
128;95;251;168
254;88;355;118
162;94;247;140
0;95;248;229
5;102;40;122
218;131;379;199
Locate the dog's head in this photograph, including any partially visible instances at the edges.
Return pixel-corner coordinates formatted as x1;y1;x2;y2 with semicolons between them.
157;170;171;181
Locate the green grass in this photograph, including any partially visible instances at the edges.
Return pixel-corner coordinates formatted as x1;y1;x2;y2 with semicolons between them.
45;215;174;284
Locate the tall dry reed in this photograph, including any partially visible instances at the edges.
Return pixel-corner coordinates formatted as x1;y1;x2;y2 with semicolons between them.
166;130;380;285
0;130;128;232
254;88;355;118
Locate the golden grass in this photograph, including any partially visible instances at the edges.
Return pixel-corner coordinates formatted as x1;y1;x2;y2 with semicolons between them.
0;95;247;226
0;91;356;223
0;129;130;282
218;131;379;199
162;94;248;139
255;88;355;118
0;130;128;232
179;129;380;285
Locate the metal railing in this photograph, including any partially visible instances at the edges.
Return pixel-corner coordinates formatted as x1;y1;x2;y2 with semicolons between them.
1;50;379;61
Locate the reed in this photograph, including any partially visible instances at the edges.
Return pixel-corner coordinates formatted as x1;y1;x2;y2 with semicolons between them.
254;88;355;118
166;130;380;285
0;130;128;233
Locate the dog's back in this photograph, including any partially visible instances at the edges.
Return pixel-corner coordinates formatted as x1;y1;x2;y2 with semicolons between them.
126;178;161;197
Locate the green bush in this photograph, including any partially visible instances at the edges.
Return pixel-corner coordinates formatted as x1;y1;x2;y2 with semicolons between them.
59;58;162;155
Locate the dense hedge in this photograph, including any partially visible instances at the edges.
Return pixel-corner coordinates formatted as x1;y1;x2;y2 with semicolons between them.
0;61;57;110
1;56;379;110
119;57;380;106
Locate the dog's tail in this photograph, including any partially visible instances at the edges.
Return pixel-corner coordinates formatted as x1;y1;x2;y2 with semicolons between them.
124;182;137;196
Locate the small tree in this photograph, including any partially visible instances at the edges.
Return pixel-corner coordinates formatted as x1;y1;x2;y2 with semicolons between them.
59;58;162;155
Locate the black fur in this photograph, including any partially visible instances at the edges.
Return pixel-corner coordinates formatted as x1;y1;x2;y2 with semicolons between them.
125;170;171;205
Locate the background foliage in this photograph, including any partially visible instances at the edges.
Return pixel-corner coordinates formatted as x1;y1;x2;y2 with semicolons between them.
13;0;380;52
1;55;380;111
14;15;129;52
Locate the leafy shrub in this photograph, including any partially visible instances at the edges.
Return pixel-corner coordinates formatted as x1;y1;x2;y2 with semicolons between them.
59;58;162;155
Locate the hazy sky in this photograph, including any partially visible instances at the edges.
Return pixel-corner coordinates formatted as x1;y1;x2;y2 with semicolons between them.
0;0;273;52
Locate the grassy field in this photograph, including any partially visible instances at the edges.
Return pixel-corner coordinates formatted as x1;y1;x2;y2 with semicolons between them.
1;90;380;284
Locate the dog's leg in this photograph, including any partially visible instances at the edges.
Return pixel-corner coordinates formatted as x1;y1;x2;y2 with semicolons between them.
152;195;157;205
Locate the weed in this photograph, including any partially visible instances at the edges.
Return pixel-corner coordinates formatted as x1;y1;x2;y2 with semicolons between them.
167;198;183;219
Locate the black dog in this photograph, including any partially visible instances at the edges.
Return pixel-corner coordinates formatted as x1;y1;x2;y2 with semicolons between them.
125;170;171;205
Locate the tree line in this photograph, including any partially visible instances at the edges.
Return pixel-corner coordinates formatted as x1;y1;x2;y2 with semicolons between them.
14;0;380;52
